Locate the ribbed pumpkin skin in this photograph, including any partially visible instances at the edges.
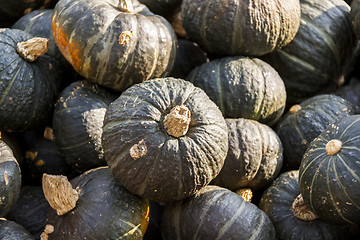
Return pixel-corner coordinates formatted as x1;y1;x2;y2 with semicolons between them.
46;167;150;239
186;56;286;126
262;0;356;105
52;0;177;92
0;140;21;218
212;118;283;191
351;0;360;39
299;115;360;224
162;185;276;240
0;29;63;132
102;78;228;202
0;219;35;240
276;94;355;170
53;80;117;172
259;171;347;240
181;0;301;56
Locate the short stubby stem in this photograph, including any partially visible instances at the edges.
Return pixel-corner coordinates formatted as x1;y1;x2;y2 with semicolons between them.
292;194;318;221
163;104;191;138
17;37;49;62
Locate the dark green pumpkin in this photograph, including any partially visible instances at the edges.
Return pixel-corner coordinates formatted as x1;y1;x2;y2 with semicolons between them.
262;0;357;105
8;186;51;239
162;185;276;240
181;0;301;56
212;118;283;191
52;80;118;172
186;56;286;126
0;218;34;240
43;167;150;239
0;28;63;132
299;115;360;224
52;0;177;92
351;0;360;39
259;170;352;240
139;0;182;17
0;139;21;218
275;94;355;170
335;79;360;114
102;78;228;202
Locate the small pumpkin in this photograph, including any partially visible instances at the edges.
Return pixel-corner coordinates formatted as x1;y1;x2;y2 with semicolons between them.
162;185;276;240
299;115;360;224
52;80;118;172
0;218;34;240
0;139;21;218
259;170;353;240
0;29;63;132
42;167;150;239
52;0;177;92
275;94;355;170
181;0;301;56
102;77;228;202
262;0;357;105
212;118;283;191
186;56;286;126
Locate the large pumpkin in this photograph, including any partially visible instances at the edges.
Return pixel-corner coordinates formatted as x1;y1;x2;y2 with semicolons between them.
181;0;301;56
102;78;228;202
52;0;177;92
299;115;360;224
262;0;357;105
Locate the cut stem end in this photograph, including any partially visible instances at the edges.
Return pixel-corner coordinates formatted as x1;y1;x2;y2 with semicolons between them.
163;104;191;138
17;37;49;62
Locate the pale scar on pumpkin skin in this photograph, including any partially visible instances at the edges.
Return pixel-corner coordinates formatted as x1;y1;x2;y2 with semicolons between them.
4;171;8;185
130;139;147;160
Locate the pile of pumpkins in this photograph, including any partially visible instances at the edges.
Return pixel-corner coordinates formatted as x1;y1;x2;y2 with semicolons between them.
1;0;360;239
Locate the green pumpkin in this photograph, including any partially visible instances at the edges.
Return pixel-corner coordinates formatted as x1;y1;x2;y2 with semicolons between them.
181;0;301;56
102;78;228;202
162;185;276;240
0;218;34;240
276;94;355;170
335;79;360;114
262;0;357;105
299;115;360;224
52;0;177;92
186;56;286;126
212;118;283;191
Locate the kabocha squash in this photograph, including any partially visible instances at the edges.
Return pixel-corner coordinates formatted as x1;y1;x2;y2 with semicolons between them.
275;94;355;170
162;185;276;240
186;56;286;126
52;80;118;173
351;0;360;39
299;115;360;224
102;78;228;202
181;0;301;56
262;0;357;105
8;186;51;239
212;118;283;191
52;0;177;92
0;139;21;218
42;167;149;239
259;171;351;240
0;29;63;132
0;218;35;240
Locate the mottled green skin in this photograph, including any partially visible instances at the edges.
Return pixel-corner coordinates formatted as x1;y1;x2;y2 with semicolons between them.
0;219;34;240
181;0;301;56
351;0;360;39
102;78;228;202
52;0;177;92
0;140;21;218
8;186;50;239
0;29;63;132
53;80;117;173
259;171;347;240
139;0;182;17
276;94;355;171
162;185;276;240
213;118;283;191
299;115;360;224
262;0;356;105
46;167;149;240
186;56;286;126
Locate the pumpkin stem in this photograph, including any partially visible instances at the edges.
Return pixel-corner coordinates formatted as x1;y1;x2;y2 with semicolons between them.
42;173;79;216
163;104;191;138
289;104;301;114
326;139;342;155
17;37;49;62
292;194;318;221
236;188;253;202
119;0;134;12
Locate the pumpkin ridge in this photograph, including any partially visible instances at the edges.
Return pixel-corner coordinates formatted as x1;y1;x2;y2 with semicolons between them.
199;0;212;52
231;0;241;54
299;149;326;185
145;17;160;80
217;58;226;114
0;60;24;105
337;154;360;185
251;59;268;121
339;117;360;139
